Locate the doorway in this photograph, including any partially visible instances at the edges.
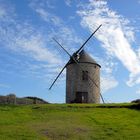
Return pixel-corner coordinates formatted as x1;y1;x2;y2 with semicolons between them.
76;92;88;103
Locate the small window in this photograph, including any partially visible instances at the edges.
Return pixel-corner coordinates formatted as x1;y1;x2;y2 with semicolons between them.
82;71;88;81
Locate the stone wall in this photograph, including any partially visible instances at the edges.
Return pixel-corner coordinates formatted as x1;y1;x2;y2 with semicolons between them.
66;62;100;103
0;94;48;105
0;94;16;104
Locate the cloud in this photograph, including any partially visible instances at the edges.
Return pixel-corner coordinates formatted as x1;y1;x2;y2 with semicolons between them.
0;0;80;86
101;76;118;93
77;0;140;87
29;0;55;9
0;23;62;64
0;1;65;84
0;1;15;23
35;8;62;26
136;89;140;94
91;54;118;74
127;73;140;87
28;1;85;85
65;0;72;7
0;1;63;65
29;1;83;54
14;31;62;64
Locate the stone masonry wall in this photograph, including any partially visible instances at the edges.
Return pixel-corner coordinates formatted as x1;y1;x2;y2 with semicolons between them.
66;63;100;103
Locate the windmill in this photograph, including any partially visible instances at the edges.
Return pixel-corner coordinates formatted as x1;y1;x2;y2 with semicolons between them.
49;24;104;103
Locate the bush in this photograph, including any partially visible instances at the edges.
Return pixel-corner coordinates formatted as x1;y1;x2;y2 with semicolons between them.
131;99;140;103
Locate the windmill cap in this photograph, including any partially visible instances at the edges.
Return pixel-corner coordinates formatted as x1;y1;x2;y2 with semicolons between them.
68;50;101;67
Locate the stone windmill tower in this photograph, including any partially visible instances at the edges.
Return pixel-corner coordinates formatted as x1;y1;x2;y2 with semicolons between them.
66;50;101;103
49;25;104;103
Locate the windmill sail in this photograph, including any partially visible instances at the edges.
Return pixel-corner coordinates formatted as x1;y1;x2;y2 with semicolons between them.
75;24;102;54
49;24;104;103
49;62;69;90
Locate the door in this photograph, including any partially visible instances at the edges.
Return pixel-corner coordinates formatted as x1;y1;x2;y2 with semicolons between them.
76;92;88;103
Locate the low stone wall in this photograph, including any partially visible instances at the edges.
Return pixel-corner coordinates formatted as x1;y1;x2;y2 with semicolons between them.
0;94;16;104
0;94;48;105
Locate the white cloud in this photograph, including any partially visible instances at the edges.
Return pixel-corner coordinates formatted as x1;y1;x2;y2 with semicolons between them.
29;2;83;54
91;54;118;74
101;75;118;93
28;2;84;85
65;0;72;7
0;23;62;65
137;47;140;59
136;89;140;94
77;0;140;87
0;2;65;83
0;0;81;87
127;73;140;86
0;1;62;65
29;0;55;9
0;1;16;23
29;1;62;27
14;32;62;64
35;8;62;26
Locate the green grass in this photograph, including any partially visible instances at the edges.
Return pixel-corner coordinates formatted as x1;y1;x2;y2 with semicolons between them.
0;103;140;140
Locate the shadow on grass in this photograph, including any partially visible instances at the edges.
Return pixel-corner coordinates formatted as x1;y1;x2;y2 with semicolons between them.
98;103;140;110
127;103;140;110
67;103;140;110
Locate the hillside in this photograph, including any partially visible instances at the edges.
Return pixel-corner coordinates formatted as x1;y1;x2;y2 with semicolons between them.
0;103;140;140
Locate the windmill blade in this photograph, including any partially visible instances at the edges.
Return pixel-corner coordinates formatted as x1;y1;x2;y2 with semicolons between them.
100;93;105;104
51;28;105;103
91;71;105;103
53;38;71;57
49;62;69;90
52;38;77;63
75;24;102;54
49;38;72;90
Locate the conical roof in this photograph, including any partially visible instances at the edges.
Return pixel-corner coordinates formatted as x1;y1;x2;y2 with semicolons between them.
79;50;99;64
68;50;101;67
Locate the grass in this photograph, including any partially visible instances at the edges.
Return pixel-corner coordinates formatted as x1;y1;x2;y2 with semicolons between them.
0;103;140;140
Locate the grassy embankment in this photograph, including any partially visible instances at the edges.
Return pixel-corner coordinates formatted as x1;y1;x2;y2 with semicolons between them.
0;103;140;140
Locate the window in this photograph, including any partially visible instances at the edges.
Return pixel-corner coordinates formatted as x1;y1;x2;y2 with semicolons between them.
82;71;88;81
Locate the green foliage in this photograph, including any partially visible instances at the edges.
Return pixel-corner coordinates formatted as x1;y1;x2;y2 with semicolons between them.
0;104;140;140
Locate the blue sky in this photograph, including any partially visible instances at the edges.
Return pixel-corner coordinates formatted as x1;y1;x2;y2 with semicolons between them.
0;0;140;103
